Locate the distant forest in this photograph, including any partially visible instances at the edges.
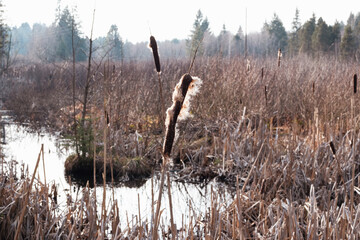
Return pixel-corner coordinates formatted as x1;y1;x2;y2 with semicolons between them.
4;5;360;65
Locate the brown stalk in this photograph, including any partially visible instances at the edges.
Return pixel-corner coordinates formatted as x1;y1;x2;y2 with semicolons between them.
102;64;108;235
14;144;43;240
350;74;357;216
167;171;176;239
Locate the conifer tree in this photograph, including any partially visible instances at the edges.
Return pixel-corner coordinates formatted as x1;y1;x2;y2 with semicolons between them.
0;0;10;71
312;18;331;55
299;14;316;54
288;8;301;56
187;10;209;56
340;25;356;60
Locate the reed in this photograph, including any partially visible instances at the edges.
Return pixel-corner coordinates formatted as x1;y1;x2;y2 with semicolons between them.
351;73;357;216
4;55;360;238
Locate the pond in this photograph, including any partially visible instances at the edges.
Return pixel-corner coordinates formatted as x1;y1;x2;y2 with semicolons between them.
1;116;234;229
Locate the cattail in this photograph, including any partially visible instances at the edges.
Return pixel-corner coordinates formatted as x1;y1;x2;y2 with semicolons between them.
105;110;110;126
354;74;357;94
312;82;315;95
163;73;202;158
329;141;336;155
264;85;268;106
149;36;161;73
277;48;282;67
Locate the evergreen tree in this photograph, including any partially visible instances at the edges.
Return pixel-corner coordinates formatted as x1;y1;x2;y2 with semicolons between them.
55;6;86;62
299;14;316;54
347;13;355;29
186;9;209;56
312;17;331;54
329;21;342;55
106;24;124;61
233;26;244;56
0;0;9;70
11;23;32;56
217;24;231;57
353;13;360;50
265;14;288;54
288;8;301;56
340;25;356;60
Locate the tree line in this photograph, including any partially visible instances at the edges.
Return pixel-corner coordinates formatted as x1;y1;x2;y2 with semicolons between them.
3;6;360;66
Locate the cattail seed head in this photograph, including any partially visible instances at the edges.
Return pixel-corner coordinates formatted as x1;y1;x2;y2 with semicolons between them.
329;141;336;155
149;36;161;73
354;74;357;94
277;48;282;67
163;73;202;158
312;82;315;95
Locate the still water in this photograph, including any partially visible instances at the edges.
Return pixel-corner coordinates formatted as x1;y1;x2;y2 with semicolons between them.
1;118;233;229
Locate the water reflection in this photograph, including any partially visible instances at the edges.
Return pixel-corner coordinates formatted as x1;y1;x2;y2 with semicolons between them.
2;119;234;228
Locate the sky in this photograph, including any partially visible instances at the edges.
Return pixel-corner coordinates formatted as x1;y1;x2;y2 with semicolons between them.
3;0;360;43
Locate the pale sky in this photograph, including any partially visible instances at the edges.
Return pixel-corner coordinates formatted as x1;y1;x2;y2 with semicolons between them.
3;0;360;43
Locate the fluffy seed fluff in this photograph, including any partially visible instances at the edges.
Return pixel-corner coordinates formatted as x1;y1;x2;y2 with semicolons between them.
165;76;202;128
163;74;202;159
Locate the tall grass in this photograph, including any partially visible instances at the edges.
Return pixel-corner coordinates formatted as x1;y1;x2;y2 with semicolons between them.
2;55;360;238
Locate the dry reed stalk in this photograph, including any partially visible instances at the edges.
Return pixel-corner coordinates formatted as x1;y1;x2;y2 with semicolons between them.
241;142;264;192
138;193;142;238
151;176;154;235
14;144;44;240
41;146;49;211
351;74;357;216
166;171;176;239
102;65;109;236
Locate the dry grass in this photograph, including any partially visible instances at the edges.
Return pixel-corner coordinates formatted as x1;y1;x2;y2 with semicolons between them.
2;55;360;238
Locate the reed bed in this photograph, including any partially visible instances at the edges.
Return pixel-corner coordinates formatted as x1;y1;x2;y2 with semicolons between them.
1;55;360;238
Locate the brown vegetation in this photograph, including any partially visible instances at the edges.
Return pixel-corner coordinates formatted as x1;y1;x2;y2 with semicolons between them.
2;55;360;238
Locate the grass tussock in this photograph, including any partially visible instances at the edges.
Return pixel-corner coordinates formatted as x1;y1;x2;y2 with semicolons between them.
64;154;153;185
